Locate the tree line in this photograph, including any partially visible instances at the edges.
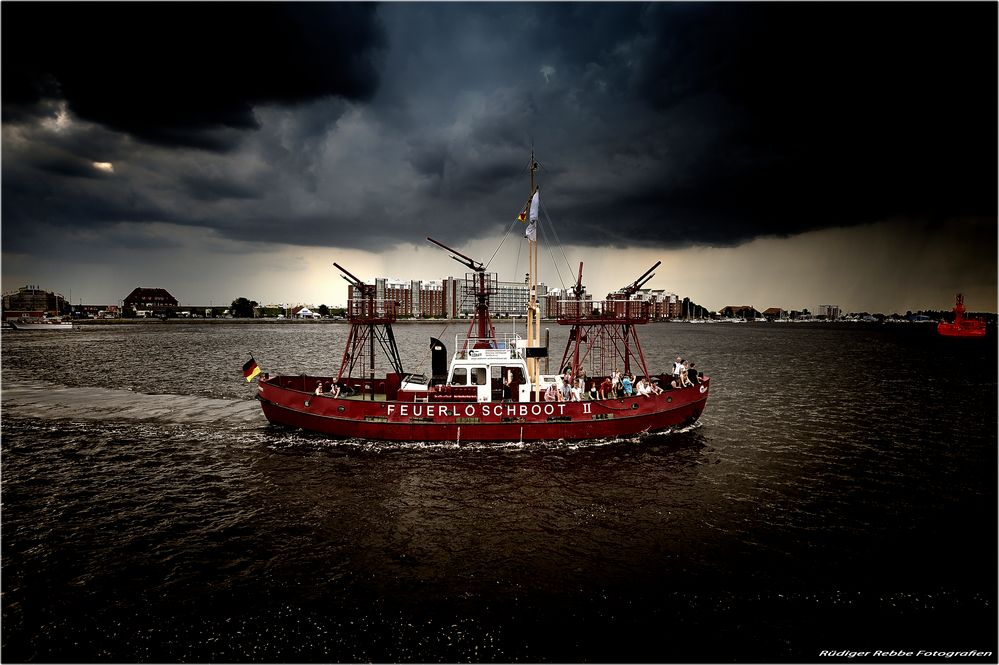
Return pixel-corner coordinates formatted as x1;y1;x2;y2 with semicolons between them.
229;298;345;318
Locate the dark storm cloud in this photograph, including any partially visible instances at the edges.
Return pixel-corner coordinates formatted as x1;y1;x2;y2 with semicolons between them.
377;2;996;249
180;175;261;203
2;2;995;259
610;2;999;239
2;2;385;149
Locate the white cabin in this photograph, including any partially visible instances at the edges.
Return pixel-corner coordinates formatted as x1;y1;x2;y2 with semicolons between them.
446;335;533;402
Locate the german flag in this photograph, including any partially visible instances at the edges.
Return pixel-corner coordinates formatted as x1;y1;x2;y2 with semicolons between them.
242;357;261;382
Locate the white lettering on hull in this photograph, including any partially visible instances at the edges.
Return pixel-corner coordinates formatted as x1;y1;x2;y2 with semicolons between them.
388;402;572;421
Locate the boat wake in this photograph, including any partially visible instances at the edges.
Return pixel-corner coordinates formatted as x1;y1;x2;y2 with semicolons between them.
263;419;705;453
2;379;703;449
1;380;262;427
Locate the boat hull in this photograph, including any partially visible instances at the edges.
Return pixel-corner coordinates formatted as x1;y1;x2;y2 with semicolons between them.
257;377;709;442
937;322;986;337
8;320;74;331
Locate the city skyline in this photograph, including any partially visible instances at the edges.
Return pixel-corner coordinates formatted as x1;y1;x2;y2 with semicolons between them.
6;272;985;320
3;3;996;314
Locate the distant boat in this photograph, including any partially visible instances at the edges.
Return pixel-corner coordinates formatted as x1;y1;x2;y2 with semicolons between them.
7;317;74;331
937;294;986;338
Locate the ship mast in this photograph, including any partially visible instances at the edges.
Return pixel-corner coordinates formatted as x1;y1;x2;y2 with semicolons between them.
953;293;966;325
334;262;404;399
427;237;497;349
526;153;541;400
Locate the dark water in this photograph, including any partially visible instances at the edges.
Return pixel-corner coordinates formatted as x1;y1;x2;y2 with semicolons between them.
2;322;996;663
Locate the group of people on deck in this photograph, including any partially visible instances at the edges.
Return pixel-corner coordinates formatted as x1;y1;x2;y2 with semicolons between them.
541;355;702;403
314;380;342;398
596;370;665;400
670;355;701;390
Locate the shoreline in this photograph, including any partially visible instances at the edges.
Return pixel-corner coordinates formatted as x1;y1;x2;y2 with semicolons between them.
60;318;949;326
69;317;522;325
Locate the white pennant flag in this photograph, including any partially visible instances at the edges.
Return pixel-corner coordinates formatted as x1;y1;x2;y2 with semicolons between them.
525;190;539;241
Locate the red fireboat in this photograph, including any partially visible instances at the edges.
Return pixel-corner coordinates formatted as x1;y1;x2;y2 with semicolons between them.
937;293;986;338
255;154;710;442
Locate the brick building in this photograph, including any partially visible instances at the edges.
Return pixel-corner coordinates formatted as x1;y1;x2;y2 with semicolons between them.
123;287;179;313
346;274;700;321
348;279;447;318
349;276;549;318
605;287;682;320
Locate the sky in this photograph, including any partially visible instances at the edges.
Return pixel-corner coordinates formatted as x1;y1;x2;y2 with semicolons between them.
2;2;996;314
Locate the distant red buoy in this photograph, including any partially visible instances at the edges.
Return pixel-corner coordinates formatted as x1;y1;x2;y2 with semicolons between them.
937;293;986;337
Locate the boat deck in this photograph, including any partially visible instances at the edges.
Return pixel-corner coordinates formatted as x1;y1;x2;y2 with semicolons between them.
341;392;388;402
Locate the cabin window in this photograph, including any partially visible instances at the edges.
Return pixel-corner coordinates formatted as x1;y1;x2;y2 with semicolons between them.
452;367;467;385
470;367;487;386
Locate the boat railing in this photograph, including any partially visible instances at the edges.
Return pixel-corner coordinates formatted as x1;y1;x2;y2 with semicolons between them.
347;298;398;322
554;299;650;324
452;332;524;360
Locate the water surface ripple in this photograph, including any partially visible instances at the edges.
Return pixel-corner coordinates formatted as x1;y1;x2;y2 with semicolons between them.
2;322;995;662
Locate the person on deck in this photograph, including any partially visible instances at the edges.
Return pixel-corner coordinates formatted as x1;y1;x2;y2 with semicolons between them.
621;374;633;396
588;381;599;400
315;381;324;396
672;356;684;377
687;363;700;385
503;369;517;400
559;376;572;402
600;376;613;399
680;370;693;388
544;383;559;402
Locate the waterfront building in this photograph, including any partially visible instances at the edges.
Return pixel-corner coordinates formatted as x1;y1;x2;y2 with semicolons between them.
816;304;841;321
718;305;761;319
346;273;707;321
348;278;448;318
418;280;445;318
606;287;682;320
72;304;120;319
445;275;549;318
123;287;179;314
349;276;548;318
544;288;594;319
2;285;67;317
291;305;320;319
